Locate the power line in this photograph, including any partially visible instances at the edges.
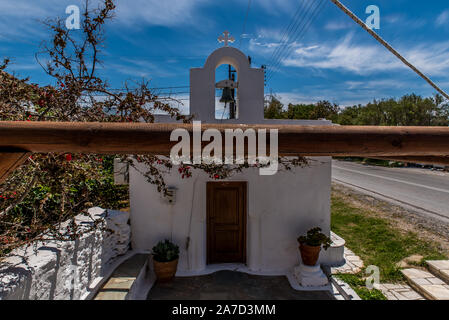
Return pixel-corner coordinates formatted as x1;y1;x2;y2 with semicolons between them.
267;0;326;82
266;0;327;83
265;0;315;81
239;0;252;48
330;0;449;101
265;0;319;81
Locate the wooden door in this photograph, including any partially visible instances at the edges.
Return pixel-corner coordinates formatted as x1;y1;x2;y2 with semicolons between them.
207;182;247;264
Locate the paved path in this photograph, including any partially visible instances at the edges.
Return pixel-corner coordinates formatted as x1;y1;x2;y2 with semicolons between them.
95;254;149;300
375;283;424;300
332;160;449;223
147;270;334;300
331;248;364;275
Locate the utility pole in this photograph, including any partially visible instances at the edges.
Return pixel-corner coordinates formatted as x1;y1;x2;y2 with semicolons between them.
229;64;236;119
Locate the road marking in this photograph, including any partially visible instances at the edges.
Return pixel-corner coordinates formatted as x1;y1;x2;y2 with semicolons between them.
333;166;449;194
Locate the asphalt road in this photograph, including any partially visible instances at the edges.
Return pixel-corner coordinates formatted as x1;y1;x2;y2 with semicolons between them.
332;160;449;223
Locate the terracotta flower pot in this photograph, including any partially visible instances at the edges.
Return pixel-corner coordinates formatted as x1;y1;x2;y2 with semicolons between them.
153;258;179;282
299;243;321;266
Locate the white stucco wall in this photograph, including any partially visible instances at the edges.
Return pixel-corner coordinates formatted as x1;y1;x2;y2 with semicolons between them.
190;46;264;123
187;46;333;126
129;157;333;273
0;208;130;300
128;45;339;274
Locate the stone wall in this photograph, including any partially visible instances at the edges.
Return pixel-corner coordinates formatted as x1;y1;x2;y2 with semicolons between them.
0;207;131;300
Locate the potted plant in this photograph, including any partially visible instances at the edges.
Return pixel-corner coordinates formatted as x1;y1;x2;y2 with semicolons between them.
152;239;180;282
297;227;332;266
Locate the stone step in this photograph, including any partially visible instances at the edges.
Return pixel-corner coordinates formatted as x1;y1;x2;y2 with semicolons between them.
426;260;449;285
375;283;424;300
401;268;449;300
94;253;149;300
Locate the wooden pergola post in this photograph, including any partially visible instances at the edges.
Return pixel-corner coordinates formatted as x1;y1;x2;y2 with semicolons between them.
0;150;30;184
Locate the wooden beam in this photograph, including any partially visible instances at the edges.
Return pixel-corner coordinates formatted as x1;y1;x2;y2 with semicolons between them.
0;149;30;184
0;122;449;157
1;121;449;184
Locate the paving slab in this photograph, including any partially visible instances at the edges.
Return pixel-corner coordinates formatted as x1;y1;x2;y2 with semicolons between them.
427;260;449;284
427;260;449;270
420;285;449;300
376;283;424;301
402;268;426;279
102;277;135;290
401;268;449;300
331;248;363;275
95;291;128;300
94;253;149;300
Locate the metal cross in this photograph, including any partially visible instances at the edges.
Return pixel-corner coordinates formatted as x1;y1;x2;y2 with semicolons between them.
218;31;235;47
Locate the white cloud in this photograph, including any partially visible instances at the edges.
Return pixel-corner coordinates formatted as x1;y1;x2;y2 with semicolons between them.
254;0;297;16
281;34;403;74
0;0;87;41
344;80;408;90
0;0;209;42
375;13;426;29
404;42;449;76
106;57;181;78
275;85;404;108
436;10;449;26
274;90;363;107
0;0;60;18
323;21;353;31
278;33;449;77
114;0;208;27
158;94;190;115
248;27;304;57
255;28;288;42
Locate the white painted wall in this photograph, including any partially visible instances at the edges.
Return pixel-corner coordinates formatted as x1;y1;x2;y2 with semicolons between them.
190;46;264;123
187;46;333;126
0;208;130;300
129;157;334;273
128;45;341;274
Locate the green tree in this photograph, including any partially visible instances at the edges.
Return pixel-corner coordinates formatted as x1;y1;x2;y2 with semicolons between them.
337;94;449;126
264;95;285;119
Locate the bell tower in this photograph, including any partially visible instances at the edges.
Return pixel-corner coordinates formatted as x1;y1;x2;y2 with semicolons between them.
190;31;265;124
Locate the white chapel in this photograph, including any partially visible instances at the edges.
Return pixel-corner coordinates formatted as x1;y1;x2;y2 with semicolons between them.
126;32;344;282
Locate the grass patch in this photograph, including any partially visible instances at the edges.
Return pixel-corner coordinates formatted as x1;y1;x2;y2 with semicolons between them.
335;274;386;300
331;194;447;283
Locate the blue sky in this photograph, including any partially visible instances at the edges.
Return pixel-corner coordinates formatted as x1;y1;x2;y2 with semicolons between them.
2;0;449;109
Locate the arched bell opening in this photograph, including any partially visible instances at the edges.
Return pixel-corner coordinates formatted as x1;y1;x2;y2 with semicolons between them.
215;63;239;120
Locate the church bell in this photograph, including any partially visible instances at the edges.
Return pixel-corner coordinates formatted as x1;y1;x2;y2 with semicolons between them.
219;86;235;104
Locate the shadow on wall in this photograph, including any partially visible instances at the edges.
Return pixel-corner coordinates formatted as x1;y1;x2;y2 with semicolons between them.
0;208;131;300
